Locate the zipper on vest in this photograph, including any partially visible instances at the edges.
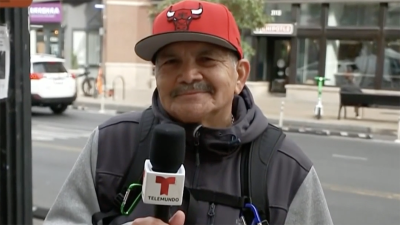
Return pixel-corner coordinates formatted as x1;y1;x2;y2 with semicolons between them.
192;129;201;187
207;203;216;225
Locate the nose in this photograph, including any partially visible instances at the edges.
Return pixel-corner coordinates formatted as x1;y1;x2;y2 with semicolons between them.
177;59;203;84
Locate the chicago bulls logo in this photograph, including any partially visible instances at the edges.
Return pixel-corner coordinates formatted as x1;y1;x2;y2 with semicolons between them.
166;3;203;31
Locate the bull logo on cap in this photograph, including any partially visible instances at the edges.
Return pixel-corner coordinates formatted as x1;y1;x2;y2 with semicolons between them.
166;3;203;31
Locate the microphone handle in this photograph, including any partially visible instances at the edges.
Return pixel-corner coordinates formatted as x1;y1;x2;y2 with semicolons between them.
155;205;170;223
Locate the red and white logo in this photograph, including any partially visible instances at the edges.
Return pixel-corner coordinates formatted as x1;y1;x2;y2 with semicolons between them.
155;176;176;195
142;160;185;206
166;3;203;31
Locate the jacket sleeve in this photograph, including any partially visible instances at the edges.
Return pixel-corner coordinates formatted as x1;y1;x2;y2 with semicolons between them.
43;128;101;225
284;166;334;225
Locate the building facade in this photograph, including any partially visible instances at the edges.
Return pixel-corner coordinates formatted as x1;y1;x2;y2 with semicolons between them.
102;0;155;90
34;0;398;98
61;0;103;75
29;1;63;57
251;0;400;94
98;0;400;97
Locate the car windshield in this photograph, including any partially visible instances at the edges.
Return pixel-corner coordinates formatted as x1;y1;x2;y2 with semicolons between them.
33;62;67;73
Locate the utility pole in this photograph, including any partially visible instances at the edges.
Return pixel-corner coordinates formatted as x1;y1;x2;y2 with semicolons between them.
99;0;107;113
0;5;33;225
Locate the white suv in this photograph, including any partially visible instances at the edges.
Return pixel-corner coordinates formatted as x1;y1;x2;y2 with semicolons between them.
31;54;77;114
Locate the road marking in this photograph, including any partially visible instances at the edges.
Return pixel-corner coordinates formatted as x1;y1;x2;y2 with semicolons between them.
322;183;400;201
32;124;92;142
33;142;82;152
332;154;368;161
32;121;96;131
32;142;400;201
71;108;118;115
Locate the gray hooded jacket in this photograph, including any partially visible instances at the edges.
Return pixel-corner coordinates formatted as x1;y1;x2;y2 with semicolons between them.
44;86;333;225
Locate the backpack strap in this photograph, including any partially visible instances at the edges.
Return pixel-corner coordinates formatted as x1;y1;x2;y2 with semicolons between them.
240;124;286;225
114;107;156;207
92;107;156;225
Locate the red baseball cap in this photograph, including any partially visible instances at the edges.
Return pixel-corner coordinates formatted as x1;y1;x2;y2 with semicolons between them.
134;0;243;62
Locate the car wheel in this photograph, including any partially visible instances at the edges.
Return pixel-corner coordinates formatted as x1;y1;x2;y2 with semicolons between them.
50;104;68;115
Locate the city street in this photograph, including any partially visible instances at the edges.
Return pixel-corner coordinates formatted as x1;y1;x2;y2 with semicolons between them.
32;108;400;225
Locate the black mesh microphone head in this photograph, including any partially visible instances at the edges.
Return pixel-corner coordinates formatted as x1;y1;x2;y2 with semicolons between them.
149;123;186;173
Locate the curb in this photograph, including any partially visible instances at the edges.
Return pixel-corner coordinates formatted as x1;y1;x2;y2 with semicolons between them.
71;101;378;140
70;105;89;111
69;105;119;115
72;101;147;113
281;127;373;140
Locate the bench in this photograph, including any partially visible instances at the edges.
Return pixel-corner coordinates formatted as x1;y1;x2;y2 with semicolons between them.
338;92;400;120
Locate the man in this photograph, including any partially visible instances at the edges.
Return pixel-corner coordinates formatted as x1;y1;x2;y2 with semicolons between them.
341;65;363;119
44;1;333;225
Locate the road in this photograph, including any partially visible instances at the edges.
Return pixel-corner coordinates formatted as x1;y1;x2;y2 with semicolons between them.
32;107;400;225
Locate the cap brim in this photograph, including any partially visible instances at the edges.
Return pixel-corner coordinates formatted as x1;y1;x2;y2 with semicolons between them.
135;32;238;62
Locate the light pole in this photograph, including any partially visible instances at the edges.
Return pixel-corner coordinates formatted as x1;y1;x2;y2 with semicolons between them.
95;1;107;113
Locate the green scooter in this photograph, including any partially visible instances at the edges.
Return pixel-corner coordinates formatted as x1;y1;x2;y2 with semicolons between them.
314;76;330;120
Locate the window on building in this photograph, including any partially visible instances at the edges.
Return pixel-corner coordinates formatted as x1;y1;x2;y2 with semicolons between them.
387;3;400;27
72;30;87;67
87;31;101;65
327;3;379;27
382;39;400;90
324;39;377;88
255;37;268;81
299;4;321;26
35;28;45;54
296;38;320;84
264;3;292;23
49;29;59;56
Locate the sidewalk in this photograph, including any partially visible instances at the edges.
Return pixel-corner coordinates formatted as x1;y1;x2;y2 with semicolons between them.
72;89;399;137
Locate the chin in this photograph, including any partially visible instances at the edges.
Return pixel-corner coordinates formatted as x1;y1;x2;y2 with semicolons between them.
169;103;211;124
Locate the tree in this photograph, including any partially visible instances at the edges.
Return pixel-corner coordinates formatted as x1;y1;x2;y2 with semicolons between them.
149;0;271;57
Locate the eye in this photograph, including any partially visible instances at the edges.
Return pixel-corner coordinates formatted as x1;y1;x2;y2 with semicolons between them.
164;59;178;65
199;57;214;62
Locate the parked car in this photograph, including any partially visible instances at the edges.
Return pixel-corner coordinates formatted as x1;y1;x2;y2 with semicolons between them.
31;54;77;114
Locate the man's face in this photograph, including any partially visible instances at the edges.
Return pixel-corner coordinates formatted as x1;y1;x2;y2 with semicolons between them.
155;42;249;125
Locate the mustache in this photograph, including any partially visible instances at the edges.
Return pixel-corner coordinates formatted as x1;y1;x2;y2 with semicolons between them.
170;82;214;98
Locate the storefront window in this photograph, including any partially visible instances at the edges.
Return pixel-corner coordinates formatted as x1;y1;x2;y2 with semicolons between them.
324;39;377;88
387;3;400;27
72;30;87;66
87;31;101;65
299;4;321;26
327;3;379;27
382;39;400;90
296;38;320;84
30;27;62;56
255;37;267;81
35;29;45;54
264;3;292;23
49;29;59;56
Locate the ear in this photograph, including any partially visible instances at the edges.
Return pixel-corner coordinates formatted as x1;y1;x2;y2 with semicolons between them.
234;59;250;94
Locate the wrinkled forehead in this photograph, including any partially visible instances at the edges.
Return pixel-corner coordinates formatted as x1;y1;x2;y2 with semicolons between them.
154;41;230;61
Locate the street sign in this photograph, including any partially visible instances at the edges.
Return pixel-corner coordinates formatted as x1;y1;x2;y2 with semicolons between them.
0;0;32;8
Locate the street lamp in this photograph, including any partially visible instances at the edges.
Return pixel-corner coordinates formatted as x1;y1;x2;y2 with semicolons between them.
95;0;107;113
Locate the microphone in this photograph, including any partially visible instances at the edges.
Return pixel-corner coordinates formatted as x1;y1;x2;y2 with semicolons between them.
142;123;186;223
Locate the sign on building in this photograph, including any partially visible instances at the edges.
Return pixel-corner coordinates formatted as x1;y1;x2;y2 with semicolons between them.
253;23;296;36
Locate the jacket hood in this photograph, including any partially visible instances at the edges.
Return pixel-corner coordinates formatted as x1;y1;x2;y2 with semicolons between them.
151;85;269;156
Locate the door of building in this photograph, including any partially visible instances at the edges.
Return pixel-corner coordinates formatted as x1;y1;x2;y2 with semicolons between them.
267;37;291;93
